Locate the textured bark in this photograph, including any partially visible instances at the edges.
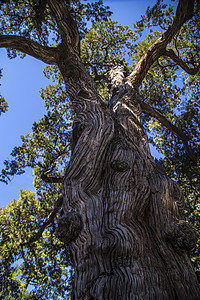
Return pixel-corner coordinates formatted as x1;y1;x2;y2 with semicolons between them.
55;64;200;299
47;0;79;50
47;1;200;297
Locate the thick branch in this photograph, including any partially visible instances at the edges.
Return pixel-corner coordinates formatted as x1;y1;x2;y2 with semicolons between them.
140;102;196;161
0;35;57;64
128;0;195;88
22;194;63;245
47;0;79;50
41;172;63;183
164;49;200;75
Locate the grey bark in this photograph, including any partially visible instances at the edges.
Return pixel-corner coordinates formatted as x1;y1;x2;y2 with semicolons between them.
47;0;200;298
55;64;200;300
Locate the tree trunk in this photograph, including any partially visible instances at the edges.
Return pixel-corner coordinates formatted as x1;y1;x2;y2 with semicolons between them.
55;62;200;299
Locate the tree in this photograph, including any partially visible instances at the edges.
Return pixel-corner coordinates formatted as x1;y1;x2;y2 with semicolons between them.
0;68;8;115
0;0;200;299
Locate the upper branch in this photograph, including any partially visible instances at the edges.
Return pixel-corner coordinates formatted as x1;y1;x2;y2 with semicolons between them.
164;49;200;75
128;0;195;88
0;35;57;64
140;102;196;161
47;0;79;51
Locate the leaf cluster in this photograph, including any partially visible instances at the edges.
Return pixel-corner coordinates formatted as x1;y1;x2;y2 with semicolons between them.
81;18;135;100
0;0;112;59
0;68;8;115
0;190;72;299
0;65;72;184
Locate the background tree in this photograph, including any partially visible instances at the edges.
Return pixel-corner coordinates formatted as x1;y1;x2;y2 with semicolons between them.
0;68;8;115
0;0;200;299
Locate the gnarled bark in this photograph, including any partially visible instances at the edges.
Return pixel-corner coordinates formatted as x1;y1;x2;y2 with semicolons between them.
55;63;200;299
48;1;200;296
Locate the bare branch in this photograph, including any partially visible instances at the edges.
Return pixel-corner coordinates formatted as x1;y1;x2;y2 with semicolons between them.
0;35;57;64
47;0;79;50
140;101;196;161
22;194;63;246
164;49;200;75
128;0;195;88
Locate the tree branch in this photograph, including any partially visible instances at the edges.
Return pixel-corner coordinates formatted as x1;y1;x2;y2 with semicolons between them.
128;0;195;88
86;62;107;82
41;172;63;183
0;35;57;64
157;57;176;70
21;194;63;246
164;49;199;75
140;101;196;161
47;0;79;51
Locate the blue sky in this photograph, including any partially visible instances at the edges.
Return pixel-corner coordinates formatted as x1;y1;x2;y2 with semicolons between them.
0;0;167;207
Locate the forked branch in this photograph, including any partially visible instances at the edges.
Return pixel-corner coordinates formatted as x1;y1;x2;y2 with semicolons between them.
128;0;195;88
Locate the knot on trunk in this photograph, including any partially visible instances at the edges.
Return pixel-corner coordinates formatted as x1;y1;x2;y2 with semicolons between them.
110;159;130;172
166;220;198;252
55;211;83;244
